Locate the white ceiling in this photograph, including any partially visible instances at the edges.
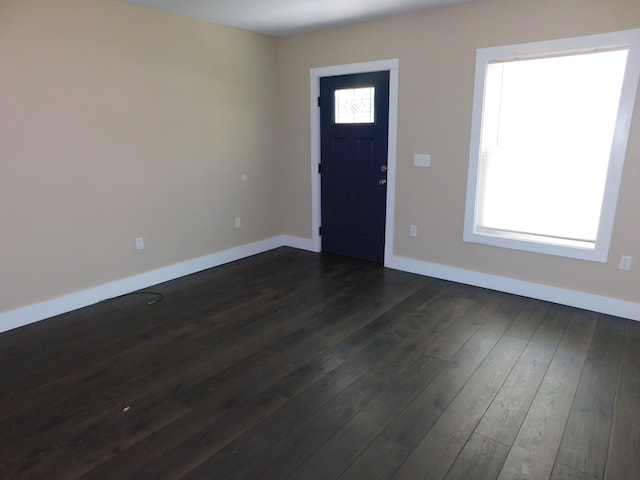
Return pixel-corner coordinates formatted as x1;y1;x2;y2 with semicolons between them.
120;0;476;37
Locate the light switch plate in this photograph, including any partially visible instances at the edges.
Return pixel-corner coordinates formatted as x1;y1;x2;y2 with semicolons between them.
414;154;431;167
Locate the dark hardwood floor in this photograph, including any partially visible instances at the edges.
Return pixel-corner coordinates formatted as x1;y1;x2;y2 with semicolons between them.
0;247;638;480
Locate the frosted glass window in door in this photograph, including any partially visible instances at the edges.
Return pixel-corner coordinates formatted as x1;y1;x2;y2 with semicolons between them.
335;87;375;124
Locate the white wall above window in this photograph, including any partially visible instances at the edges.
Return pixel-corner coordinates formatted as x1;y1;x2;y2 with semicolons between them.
464;29;640;262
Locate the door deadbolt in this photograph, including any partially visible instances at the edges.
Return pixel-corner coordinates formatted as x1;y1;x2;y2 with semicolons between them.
380;165;388;172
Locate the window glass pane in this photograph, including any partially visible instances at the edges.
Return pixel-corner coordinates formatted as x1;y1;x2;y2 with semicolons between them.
335;87;375;124
476;49;628;244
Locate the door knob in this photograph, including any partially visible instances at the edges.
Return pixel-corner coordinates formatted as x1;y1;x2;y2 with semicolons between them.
379;179;387;185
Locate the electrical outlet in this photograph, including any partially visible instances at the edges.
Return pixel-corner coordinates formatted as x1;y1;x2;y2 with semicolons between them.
235;217;241;229
410;225;418;237
135;237;144;251
619;255;632;271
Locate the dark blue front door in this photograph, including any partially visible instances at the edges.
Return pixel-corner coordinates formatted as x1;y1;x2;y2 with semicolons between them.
320;71;390;263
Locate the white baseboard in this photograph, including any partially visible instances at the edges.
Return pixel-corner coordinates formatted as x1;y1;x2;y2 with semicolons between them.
0;236;295;334
3;241;637;334
387;254;640;321
280;234;320;252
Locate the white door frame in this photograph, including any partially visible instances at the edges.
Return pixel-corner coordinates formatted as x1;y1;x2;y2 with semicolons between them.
309;58;399;265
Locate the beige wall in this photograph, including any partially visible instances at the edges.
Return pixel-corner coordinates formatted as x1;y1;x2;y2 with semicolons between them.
0;0;279;313
277;0;640;303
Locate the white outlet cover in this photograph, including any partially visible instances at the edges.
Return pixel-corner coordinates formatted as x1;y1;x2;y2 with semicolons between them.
414;154;431;167
619;255;633;270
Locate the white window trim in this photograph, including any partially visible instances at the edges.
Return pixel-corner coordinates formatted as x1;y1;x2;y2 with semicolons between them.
464;29;640;262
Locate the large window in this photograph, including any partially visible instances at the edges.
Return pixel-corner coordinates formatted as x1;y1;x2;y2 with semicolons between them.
464;29;640;262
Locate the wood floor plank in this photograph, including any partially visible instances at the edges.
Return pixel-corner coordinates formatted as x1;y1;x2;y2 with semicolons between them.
275;287;493;480
496;309;597;480
171;281;450;480
182;284;456;480
423;290;522;361
282;354;445;480
84;295;438;480
604;320;640;480
128;390;288;480
6;397;192;480
551;463;600;480
418;287;489;359
227;342;414;480
78;326;403;480
269;279;450;401
338;293;520;480
475;303;567;446
225;301;464;480
555;315;625;479
503;298;549;341
443;433;510;480
390;334;527;480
